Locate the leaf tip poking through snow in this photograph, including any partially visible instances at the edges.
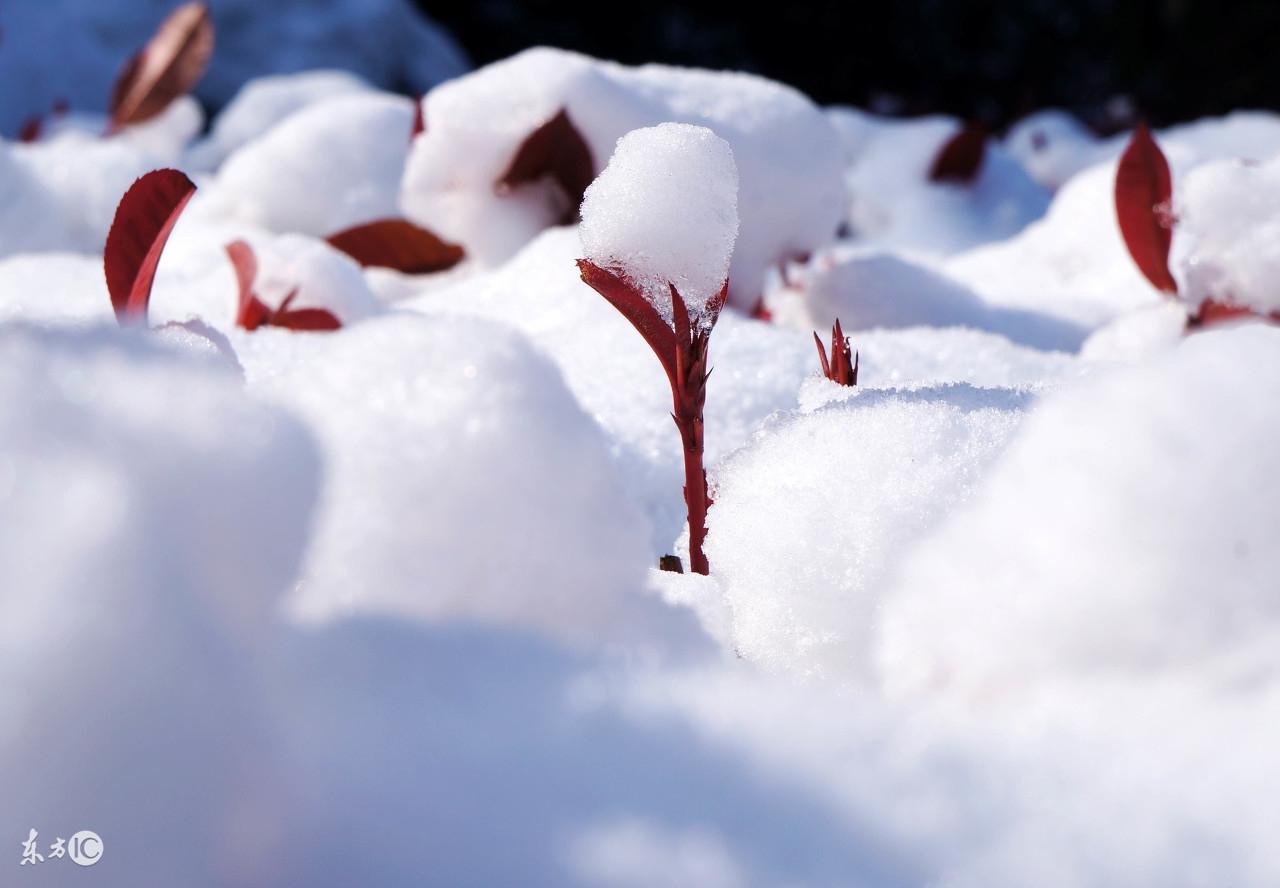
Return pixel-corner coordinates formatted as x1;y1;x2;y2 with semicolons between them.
104;168;198;325
1115;121;1178;295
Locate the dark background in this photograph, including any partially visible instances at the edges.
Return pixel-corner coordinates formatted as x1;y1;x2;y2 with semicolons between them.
418;0;1277;132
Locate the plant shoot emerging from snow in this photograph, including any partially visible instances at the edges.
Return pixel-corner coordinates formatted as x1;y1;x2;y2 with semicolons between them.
578;124;739;575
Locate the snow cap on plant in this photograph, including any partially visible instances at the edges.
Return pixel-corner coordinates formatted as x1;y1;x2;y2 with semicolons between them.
578;123;739;575
580;123;739;326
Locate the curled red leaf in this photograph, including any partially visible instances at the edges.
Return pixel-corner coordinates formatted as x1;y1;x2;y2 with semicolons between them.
326;218;464;274
109;2;214;131
104;169;197;324
1115;122;1178;294
225;240;341;332
929;123;987;183
497;109;594;223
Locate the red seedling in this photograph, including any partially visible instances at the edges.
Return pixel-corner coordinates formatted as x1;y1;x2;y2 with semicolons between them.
108;1;214;133
226;240;341;332
104;169;197;325
498;109;594;224
326;218;464;274
578;259;726;576
1115;122;1177;294
929;123;987;183
814;318;859;386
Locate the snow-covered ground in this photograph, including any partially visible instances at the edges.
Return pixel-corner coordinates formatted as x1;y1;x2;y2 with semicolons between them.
2;7;1278;886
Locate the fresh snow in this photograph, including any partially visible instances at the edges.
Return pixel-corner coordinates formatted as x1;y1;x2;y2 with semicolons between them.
1;12;1278;887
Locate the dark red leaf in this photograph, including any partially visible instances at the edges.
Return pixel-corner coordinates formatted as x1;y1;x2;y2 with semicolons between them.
813;330;831;377
225;240;272;330
326;218;464;274
108;2;214;131
17;115;42;143
751;298;773;322
497;109;594;223
410;96;426;141
658;554;685;573
1188;298;1268;329
1115;122;1178;294
577;259;677;383
104;169;197;324
929;123;987;183
272;307;343;331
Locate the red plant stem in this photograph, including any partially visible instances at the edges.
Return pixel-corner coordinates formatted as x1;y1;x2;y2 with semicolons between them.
675;411;710;575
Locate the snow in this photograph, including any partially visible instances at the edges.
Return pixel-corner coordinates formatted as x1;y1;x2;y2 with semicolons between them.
704;384;1030;679
3;15;1280;886
238;313;689;649
1178;156;1280;314
202;92;414;237
878;324;1280;696
186;70;377;172
767;245;1089;352
401;47;844;306
580;124;739;319
829;108;1051;255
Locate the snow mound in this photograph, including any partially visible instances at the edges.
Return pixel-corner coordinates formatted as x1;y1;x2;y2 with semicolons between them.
704;384;1030;679
187;70;377;172
1177;155;1280;315
828;109;1051;255
241;313;681;648
0;323;318;884
400;47;844;306
879;324;1280;697
205;92;414;237
1003;109;1107;191
769;246;1088;352
580;123;739;320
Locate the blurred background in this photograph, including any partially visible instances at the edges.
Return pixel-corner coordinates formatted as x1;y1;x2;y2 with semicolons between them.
421;0;1277;131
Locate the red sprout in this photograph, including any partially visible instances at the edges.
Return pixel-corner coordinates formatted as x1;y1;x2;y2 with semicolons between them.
578;259;726;575
814;318;858;386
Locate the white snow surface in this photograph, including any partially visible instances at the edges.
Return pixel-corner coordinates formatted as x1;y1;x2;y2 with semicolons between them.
580;124;739;320
2;29;1280;887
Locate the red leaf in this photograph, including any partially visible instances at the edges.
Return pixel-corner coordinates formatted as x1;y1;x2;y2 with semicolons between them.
224;243;342;332
1115;122;1178;294
104;169;197;324
326;218;464;274
1188;298;1268;329
272;307;343;331
577;259;677;384
929;123;987;183
497;109;594;223
225;240;272;330
108;2;214;131
17;115;42;143
410;96;426;141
